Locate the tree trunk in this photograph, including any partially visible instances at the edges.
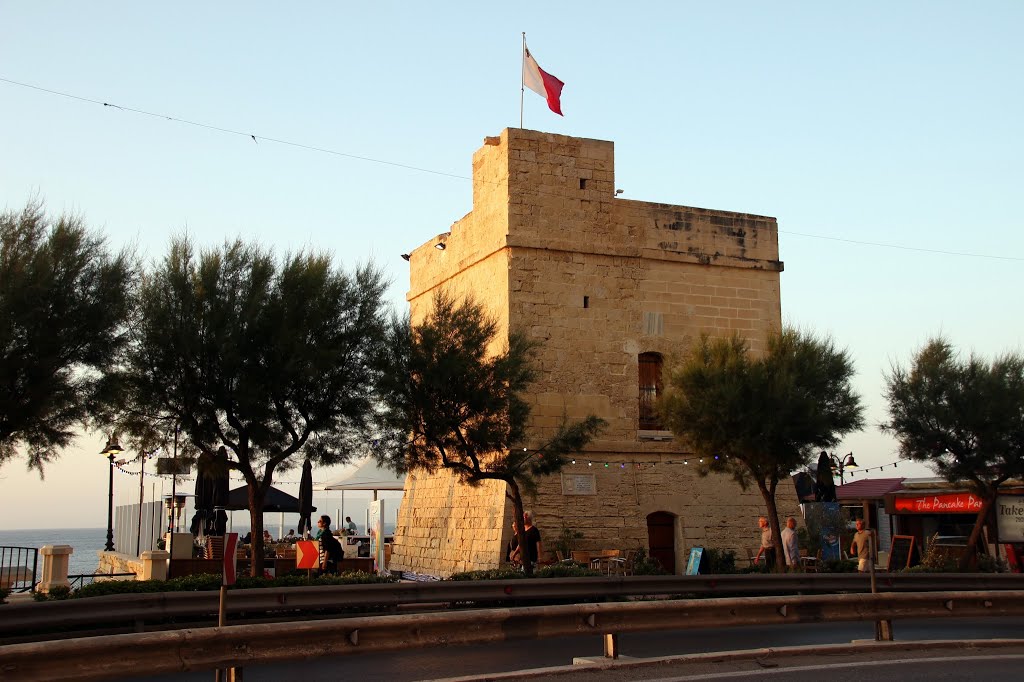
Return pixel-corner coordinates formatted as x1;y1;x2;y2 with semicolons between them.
509;481;532;577
756;480;785;574
247;483;267;577
959;494;995;571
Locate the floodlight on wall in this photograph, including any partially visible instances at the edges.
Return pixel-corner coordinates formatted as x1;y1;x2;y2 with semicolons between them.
434;242;446;251
615;189;624;196
400;254;411;261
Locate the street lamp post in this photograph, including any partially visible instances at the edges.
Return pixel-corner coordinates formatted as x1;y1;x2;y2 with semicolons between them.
100;438;123;552
825;451;858;485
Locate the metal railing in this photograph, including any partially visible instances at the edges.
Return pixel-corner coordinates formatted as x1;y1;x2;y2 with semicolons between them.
66;572;137;591
0;546;38;593
0;590;1022;682
1;571;1022;641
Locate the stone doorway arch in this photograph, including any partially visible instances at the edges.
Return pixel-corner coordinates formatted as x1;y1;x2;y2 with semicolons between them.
646;511;676;574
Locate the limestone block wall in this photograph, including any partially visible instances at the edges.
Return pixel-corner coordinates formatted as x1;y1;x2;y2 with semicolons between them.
530;462;802;569
391;128;793;578
388;469;509;577
96;551;143;578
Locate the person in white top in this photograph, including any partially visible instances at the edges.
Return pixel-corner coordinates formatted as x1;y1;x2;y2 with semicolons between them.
780;516;801;571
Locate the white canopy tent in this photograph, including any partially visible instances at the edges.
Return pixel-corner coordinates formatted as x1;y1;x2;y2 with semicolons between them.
319;457;406;498
319;457;406;535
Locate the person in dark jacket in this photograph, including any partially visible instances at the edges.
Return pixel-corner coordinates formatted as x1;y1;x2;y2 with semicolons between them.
316;515;344;575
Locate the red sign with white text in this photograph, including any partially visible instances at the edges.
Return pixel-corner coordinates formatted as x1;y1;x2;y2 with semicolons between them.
893;493;984;514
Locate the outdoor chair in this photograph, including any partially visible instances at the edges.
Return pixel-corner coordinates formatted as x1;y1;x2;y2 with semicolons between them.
203;536;224;560
799;548;817;572
571;550;591;566
591;549;622;574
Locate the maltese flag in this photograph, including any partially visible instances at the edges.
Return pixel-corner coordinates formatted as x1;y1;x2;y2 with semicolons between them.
523;44;564;116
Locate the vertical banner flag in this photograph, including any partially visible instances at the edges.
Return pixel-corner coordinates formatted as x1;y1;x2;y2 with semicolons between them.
369;500;384;573
523;44;564;116
222;532;239;586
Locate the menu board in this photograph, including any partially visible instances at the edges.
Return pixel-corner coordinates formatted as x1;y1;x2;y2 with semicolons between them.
887;535;915;570
685;547;704;575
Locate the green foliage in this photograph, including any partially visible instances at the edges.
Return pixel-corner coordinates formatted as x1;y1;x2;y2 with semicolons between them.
660;330;864;491
700;548;737;574
376;292;604;575
658;329;863;572
818;559;858;573
883;338;1024;570
0;201;136;469
801;503;849;557
116;237;390;574
536;563;601;578
447;564;601;581
45;585;72;600
630;548;669;575
448;568;529;581
553;523;584;558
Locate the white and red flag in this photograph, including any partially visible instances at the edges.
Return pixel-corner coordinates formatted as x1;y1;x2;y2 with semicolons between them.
522;43;564;116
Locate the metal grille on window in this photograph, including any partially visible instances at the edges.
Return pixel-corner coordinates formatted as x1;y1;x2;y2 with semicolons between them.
639;352;663;430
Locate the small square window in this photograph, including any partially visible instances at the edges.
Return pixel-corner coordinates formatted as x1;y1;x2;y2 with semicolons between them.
579;178;587;190
583;296;590;309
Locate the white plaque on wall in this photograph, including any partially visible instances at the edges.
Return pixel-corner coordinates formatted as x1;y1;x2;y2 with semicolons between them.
997;495;1024;542
561;473;597;496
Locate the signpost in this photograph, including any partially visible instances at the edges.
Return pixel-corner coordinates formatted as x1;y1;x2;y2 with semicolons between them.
296;540;318;580
217;533;239;682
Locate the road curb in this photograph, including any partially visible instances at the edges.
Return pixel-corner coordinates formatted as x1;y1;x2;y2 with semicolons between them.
428;638;1024;682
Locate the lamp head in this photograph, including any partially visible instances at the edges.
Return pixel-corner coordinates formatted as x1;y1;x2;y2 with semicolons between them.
844;453;858;468
101;439;123;457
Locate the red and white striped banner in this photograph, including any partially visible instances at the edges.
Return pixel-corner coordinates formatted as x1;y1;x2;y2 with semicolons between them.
222;533;239;586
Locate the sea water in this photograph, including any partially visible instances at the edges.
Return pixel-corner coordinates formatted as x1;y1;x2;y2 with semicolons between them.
0;528;107;577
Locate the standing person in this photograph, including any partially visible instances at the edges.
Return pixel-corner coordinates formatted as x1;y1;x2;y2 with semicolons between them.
345;516;357;536
780;517;801;571
523;511;542;566
506;520;520;565
317;515;343;575
849;519;875;572
754;517;776;570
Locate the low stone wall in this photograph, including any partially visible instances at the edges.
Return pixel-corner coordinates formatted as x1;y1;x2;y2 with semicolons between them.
96;551;142;579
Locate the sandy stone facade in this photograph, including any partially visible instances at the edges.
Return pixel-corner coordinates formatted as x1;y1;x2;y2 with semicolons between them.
389;128;800;577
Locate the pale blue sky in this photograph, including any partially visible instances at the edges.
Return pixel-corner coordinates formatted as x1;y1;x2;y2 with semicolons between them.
2;2;1022;529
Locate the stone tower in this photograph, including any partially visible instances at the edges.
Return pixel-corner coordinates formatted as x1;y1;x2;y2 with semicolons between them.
389;128;797;577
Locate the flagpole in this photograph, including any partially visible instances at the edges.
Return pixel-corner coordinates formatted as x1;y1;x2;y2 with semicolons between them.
520;32;526;129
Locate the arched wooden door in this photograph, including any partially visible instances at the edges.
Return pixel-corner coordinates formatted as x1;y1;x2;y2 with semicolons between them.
646;511;676;574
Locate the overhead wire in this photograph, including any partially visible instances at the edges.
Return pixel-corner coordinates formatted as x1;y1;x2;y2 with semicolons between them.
2;76;1021;263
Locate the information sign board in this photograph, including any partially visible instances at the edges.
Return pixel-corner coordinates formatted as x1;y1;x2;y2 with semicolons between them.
685;547;704;575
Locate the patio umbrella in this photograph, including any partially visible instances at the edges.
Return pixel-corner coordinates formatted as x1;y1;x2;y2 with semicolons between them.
814;451;837;502
297;458;314;537
211;446;231;535
189;468;214;538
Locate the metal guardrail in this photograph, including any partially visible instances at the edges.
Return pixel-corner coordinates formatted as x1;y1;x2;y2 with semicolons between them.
2;572;1022;640
0;546;38;593
1;590;1022;682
